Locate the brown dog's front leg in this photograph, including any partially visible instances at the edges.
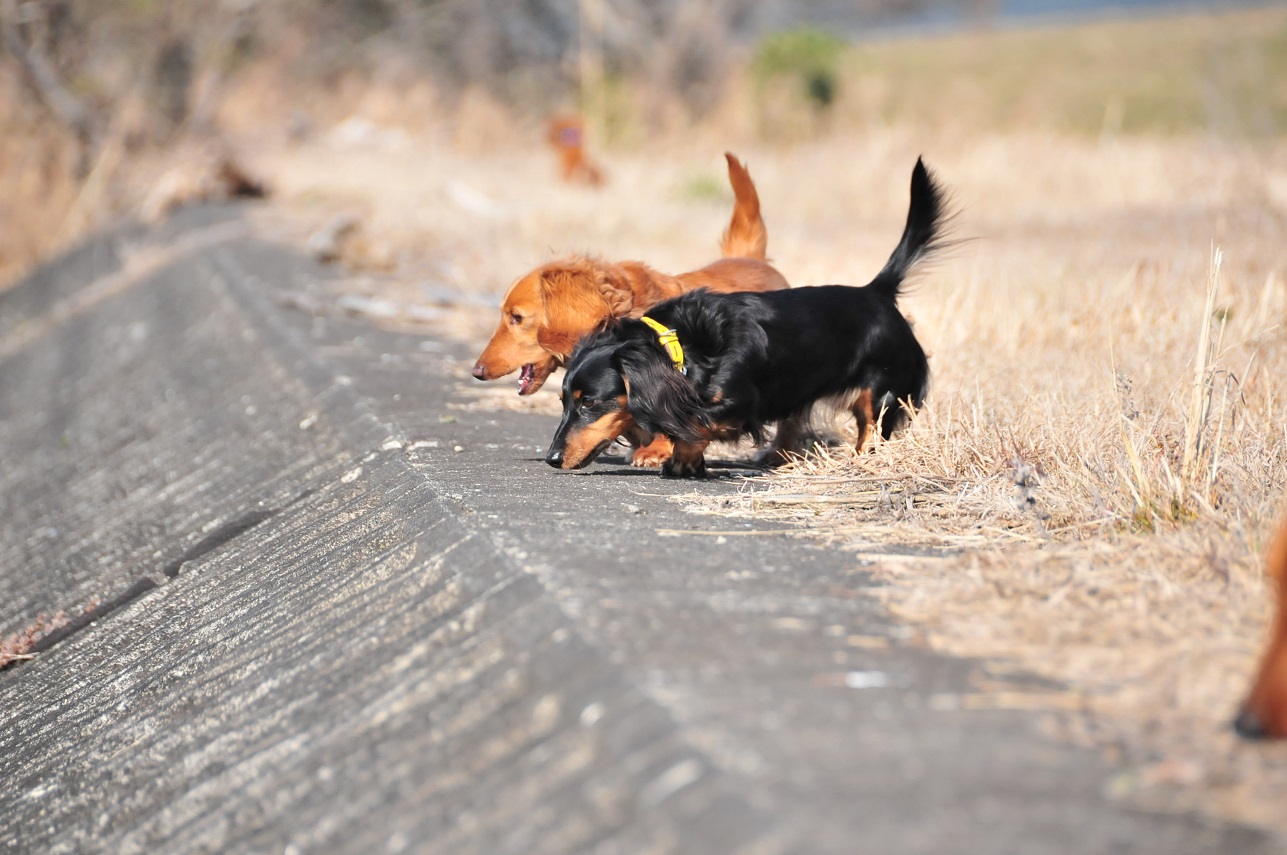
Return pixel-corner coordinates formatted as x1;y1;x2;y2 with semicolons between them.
629;434;673;468
661;440;709;478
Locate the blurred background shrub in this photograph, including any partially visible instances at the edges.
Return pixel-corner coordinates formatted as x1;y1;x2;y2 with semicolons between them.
2;0;1284;280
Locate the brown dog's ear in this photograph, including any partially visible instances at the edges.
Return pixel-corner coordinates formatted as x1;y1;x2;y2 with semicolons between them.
537;265;607;358
596;268;635;317
535;322;584;361
537;261;634;358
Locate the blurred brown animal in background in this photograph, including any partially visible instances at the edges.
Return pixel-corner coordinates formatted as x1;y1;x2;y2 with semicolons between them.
1235;516;1287;739
547;114;604;186
140;145;267;224
472;152;787;466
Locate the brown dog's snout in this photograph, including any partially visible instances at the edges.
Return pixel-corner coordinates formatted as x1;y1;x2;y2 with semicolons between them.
472;361;489;381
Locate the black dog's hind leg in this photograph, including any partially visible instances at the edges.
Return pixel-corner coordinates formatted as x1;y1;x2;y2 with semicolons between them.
852;387;916;448
755;414;812;467
852;389;877;452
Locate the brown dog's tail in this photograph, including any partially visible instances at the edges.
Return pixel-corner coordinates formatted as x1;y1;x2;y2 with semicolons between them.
720;153;768;260
1235;514;1287;739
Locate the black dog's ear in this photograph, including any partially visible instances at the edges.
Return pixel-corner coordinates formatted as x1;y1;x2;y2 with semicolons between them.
569;322;622;364
615;344;708;443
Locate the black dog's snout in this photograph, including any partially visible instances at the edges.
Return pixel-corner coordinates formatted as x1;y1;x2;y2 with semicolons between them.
545;449;564;468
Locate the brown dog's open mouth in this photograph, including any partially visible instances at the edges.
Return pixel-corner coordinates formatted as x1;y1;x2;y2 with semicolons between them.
518;360;555;396
518;363;537;394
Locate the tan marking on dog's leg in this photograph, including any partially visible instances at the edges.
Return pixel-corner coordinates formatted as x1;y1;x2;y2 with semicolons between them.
852;389;875;453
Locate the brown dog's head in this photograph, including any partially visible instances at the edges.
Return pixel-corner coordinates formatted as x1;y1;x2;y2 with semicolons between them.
472;258;639;395
471;267;558;395
1235;520;1287;739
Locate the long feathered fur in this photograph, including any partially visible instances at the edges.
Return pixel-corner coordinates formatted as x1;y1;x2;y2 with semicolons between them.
869;157;949;301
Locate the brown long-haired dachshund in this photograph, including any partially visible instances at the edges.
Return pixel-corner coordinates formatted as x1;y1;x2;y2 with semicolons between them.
472;153;787;465
1235;516;1287;739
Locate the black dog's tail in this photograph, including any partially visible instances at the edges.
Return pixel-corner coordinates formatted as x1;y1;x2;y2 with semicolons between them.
867;157;949;302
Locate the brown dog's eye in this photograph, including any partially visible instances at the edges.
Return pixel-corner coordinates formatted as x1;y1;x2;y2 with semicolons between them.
510;312;523;325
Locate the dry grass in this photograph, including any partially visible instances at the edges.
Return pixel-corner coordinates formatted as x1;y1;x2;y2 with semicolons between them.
0;75;83;284
662;137;1287;830
272;114;1287;813
833;8;1287;138
265;122;1287;834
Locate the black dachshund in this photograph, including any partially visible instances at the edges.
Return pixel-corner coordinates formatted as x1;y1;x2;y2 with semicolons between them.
546;157;949;477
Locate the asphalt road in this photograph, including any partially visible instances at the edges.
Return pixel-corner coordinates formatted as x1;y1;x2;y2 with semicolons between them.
0;207;1279;854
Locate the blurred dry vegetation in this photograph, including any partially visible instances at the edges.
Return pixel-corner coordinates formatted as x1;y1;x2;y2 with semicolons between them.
6;0;1287;838
3;0;1286;282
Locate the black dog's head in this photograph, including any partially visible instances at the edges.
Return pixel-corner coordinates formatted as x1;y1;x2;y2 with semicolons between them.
545;341;635;470
545;324;709;470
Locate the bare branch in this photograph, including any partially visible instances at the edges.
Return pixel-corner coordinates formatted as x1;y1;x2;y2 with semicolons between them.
1;0;96;149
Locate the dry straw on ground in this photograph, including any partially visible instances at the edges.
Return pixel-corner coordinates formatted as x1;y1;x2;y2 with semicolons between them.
307;127;1287;830
669;146;1287;830
253;81;1287;814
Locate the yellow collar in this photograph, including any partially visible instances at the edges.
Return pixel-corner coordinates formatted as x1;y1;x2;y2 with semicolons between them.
639;315;687;375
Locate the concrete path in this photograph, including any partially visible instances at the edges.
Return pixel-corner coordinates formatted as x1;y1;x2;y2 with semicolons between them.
1;207;1279;854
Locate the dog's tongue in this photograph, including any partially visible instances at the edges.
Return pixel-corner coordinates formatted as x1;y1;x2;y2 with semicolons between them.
518;363;536;395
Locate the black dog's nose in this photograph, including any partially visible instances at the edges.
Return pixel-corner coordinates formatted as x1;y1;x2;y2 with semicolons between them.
545;449;563;468
471;362;488;381
1234;707;1268;740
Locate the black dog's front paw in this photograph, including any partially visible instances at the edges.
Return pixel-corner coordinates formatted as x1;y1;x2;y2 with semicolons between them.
661;456;707;478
